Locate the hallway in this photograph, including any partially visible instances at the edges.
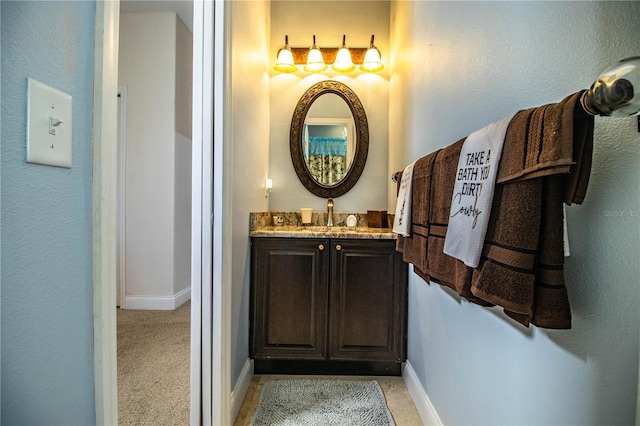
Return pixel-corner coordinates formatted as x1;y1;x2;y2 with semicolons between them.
117;303;190;425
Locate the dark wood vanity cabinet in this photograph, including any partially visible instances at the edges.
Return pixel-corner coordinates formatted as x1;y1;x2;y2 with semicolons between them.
250;237;407;375
251;238;329;362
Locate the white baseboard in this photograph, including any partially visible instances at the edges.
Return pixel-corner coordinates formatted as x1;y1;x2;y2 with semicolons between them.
231;358;254;423
124;286;191;310
403;361;443;426
174;285;191;306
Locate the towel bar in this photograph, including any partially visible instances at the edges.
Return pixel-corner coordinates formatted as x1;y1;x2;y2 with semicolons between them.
580;56;639;118
391;57;640;182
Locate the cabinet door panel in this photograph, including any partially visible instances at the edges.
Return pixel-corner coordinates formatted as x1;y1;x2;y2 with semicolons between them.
251;238;328;359
329;239;407;361
266;252;315;345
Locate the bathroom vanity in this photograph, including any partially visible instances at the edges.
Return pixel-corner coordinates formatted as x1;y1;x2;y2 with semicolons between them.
249;223;407;376
249;81;407;375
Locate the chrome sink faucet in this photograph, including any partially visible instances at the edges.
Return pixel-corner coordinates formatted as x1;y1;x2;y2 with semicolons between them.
327;198;334;227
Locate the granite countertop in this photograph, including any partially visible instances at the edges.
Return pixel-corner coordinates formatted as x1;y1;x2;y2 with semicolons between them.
250;225;397;240
249;212;397;240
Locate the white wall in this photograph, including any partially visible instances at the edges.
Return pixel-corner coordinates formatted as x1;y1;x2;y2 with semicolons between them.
174;132;192;297
228;0;271;388
269;1;390;213
175;16;193;140
119;12;192;308
174;16;193;300
391;2;640;424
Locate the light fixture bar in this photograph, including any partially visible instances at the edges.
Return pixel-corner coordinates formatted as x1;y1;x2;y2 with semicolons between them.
290;47;368;65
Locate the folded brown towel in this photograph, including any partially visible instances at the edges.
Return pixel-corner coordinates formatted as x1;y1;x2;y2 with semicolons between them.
497;91;594;204
498;93;570;180
398;153;437;275
424;140;478;301
530;174;572;327
563;92;594;205
470;178;543;315
396;91;593;329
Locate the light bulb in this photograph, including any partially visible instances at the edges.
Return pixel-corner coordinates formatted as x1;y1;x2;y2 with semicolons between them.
361;35;384;72
581;56;640;117
333;35;355;73
274;35;297;73
305;35;327;73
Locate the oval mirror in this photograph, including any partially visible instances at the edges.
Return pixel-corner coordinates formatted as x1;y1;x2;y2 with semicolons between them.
290;81;369;198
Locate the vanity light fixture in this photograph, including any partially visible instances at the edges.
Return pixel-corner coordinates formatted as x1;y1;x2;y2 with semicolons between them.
273;34;384;74
361;35;384;72
274;35;297;73
304;35;327;73
332;35;355;73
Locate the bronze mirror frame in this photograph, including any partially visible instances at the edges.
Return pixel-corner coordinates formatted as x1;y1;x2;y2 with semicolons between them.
290;80;369;198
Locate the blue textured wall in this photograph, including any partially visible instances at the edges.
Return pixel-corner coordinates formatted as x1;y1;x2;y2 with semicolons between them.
391;2;640;425
1;1;96;423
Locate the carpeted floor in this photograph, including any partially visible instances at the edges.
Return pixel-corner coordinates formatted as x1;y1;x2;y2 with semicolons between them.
117;301;191;426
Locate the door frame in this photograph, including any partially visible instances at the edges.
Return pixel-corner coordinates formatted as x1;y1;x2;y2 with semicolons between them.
116;85;127;308
190;0;231;424
92;0;228;424
92;2;120;422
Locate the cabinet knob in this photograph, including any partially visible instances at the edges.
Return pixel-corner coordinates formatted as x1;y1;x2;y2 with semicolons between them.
318;244;324;251
336;245;342;251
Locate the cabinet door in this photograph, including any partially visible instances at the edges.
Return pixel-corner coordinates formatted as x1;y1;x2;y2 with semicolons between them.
329;239;407;361
251;238;328;360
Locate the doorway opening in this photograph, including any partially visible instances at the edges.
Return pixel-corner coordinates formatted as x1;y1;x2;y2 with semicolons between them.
115;5;193;424
93;1;225;423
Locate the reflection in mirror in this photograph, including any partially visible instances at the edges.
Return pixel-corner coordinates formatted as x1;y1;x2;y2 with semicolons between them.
290;81;369;198
303;118;355;186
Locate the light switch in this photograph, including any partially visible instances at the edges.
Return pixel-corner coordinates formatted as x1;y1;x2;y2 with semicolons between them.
26;78;72;168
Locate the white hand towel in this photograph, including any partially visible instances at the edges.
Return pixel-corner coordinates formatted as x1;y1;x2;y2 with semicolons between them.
444;114;516;267
392;162;415;237
563;204;570;257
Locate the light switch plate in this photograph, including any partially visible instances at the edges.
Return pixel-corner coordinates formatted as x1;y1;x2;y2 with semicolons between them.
26;78;72;168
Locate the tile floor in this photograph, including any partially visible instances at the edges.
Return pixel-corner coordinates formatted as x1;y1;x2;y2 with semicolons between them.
233;374;423;425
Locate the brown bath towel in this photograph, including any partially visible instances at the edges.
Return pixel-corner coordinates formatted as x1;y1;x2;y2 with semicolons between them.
396;91;593;329
424;139;478;302
497;91;594;204
469;178;543;314
396;153;438;275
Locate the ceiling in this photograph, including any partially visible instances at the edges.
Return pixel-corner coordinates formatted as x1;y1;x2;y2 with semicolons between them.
120;0;193;33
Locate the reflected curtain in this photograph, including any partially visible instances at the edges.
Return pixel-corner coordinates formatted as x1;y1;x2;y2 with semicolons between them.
305;136;347;185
